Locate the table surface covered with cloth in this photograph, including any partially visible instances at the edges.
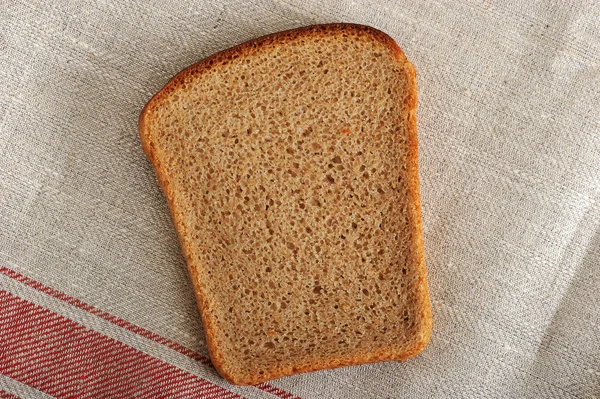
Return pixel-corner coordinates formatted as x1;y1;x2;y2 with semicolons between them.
1;0;598;398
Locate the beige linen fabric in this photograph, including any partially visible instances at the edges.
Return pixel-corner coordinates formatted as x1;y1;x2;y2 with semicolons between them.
1;0;598;398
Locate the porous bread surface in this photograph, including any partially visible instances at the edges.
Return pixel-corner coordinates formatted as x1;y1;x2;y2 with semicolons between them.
139;24;431;385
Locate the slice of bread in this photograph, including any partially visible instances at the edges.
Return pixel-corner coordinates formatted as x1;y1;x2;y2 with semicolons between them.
139;23;431;385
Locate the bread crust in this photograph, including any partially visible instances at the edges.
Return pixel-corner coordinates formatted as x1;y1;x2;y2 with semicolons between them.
139;23;431;385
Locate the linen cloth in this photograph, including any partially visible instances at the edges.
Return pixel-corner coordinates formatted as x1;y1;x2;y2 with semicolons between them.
1;0;599;398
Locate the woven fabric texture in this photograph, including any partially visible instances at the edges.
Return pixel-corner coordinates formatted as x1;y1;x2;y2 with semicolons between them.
1;0;599;398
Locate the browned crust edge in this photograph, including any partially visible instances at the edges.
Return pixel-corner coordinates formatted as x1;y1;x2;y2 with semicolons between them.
138;23;432;386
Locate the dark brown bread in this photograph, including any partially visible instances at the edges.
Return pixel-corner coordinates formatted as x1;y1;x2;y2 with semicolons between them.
139;23;432;385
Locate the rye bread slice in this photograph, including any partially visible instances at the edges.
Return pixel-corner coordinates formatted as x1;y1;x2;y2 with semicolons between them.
139;23;432;385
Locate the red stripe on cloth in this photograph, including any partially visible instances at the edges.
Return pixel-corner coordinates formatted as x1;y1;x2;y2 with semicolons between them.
256;383;300;399
0;266;208;364
0;266;301;399
0;390;21;399
0;290;244;399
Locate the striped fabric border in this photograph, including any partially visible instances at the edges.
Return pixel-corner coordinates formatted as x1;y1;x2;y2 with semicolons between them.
1;290;242;399
0;389;21;399
0;266;300;399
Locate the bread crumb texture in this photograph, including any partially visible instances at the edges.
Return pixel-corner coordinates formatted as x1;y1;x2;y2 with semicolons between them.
140;24;431;385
